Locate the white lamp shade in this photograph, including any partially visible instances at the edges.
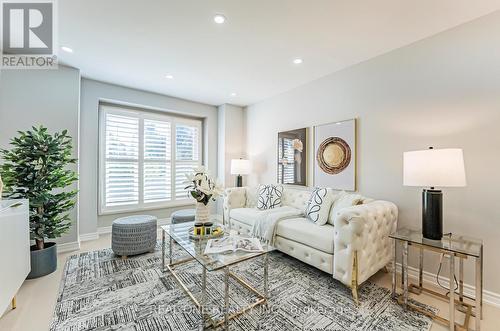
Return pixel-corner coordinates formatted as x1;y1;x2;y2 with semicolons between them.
403;148;466;187
231;159;251;175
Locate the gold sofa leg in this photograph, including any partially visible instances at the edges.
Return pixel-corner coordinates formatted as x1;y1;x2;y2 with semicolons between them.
351;251;359;305
11;296;17;309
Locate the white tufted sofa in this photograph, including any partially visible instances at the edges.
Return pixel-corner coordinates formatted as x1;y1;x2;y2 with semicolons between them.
223;186;398;302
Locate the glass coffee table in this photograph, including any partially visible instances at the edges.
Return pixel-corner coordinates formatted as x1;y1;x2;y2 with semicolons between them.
161;221;273;330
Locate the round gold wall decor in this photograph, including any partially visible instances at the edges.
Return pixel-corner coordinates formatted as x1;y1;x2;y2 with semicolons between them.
316;137;351;174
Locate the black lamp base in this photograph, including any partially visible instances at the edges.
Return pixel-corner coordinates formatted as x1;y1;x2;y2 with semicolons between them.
235;175;243;187
422;189;443;240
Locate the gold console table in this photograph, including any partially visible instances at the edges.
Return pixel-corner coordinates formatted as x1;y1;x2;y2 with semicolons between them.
390;228;483;331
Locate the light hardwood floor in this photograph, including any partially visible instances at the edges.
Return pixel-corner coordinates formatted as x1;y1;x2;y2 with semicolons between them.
0;233;497;331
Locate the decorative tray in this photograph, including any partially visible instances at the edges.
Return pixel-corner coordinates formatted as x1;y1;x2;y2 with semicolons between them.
188;225;224;240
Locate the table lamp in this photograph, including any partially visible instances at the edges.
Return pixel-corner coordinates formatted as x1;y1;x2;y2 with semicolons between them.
230;159;250;187
403;147;466;240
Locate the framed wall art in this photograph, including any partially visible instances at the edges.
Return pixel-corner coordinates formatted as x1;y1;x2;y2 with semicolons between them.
277;128;307;186
314;119;356;190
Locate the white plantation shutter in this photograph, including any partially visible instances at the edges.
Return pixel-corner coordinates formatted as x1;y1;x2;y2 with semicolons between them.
100;105;202;213
278;137;295;184
104;113;139;206
175;123;200;199
176;124;199;161
144;119;171;203
282;138;295;184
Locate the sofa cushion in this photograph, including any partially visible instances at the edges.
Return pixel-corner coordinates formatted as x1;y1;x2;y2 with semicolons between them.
230;208;265;226
276;218;334;254
230;206;297;227
305;188;336;225
257;184;284;210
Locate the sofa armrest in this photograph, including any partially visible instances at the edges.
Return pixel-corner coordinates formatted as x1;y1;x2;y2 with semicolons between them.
333;200;398;287
223;187;247;225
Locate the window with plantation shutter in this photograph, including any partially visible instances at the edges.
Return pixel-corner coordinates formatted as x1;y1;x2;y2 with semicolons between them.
144;119;171;203
104;113;139;207
99;105;202;214
175;124;200;199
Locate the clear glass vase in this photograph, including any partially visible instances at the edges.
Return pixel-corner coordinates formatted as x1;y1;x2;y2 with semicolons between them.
195;202;210;223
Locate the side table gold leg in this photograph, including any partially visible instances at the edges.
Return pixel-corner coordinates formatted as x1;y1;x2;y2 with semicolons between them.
392;239;397;298
449;255;455;331
11;296;17;309
459;257;464;303
476;254;482;330
480;245;484;319
419;246;423;288
403;241;409;309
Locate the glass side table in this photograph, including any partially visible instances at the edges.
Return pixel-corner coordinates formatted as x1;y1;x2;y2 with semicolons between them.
390;228;483;331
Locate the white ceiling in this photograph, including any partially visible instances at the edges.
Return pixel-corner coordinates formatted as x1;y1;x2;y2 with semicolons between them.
58;1;500;107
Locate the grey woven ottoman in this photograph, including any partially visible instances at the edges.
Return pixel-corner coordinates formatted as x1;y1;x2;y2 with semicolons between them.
171;209;195;224
111;215;157;258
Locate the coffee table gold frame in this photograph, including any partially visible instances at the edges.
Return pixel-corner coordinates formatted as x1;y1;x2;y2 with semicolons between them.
392;238;483;331
162;231;269;330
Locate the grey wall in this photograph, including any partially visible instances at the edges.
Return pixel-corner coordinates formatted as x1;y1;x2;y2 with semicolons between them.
217;104;246;215
0;66;81;245
246;12;500;294
80;79;218;232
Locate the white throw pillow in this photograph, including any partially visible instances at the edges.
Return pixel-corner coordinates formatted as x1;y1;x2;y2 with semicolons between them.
327;191;364;225
257;184;284;210
305;187;335;225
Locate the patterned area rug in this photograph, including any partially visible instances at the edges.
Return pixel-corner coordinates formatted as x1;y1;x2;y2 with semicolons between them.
51;243;436;330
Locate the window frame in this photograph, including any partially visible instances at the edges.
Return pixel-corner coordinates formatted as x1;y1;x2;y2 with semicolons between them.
98;104;203;215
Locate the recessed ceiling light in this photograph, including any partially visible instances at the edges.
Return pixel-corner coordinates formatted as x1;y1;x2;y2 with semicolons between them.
214;14;226;24
61;46;73;53
230;92;237;97
165;74;174;79
293;58;303;64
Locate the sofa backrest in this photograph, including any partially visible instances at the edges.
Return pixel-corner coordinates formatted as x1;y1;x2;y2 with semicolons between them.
281;187;312;211
246;185;373;216
245;186;259;208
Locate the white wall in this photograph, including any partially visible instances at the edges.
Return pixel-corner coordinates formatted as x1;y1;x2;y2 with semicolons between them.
217;104;246;188
246;12;500;294
79;78;218;233
0;66;81;246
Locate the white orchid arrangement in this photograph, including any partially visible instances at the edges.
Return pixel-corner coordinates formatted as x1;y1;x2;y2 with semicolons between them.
184;166;224;205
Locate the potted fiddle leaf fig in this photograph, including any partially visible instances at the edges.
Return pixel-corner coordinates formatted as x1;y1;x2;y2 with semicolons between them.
0;126;77;278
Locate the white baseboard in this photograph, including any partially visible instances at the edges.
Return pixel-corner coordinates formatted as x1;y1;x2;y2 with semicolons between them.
395;262;500;308
80;232;99;242
97;217;171;235
57;241;80;253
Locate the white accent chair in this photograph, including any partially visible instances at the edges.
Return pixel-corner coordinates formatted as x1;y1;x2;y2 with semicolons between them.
223;186;398;303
